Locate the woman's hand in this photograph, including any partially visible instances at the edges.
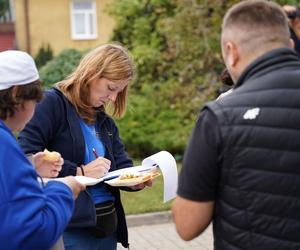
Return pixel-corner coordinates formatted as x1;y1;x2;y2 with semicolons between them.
129;179;153;190
83;157;111;178
31;152;63;178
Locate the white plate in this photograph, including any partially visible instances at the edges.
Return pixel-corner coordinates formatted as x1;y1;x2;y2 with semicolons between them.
75;176;102;186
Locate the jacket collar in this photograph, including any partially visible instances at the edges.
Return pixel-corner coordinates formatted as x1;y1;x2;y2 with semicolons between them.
235;48;300;89
0;119;12;135
96;110;108;127
53;87;108;125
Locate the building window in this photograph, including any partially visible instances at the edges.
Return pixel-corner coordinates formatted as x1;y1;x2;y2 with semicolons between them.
0;0;15;22
70;1;97;40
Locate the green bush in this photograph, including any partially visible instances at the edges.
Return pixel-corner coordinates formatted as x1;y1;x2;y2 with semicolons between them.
117;81;199;158
38;0;297;159
109;0;229;158
39;49;84;88
35;44;53;69
0;0;9;20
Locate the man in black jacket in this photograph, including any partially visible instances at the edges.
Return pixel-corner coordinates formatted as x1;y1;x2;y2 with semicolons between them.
172;1;300;250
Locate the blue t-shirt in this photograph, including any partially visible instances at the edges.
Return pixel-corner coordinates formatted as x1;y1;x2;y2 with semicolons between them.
79;119;114;204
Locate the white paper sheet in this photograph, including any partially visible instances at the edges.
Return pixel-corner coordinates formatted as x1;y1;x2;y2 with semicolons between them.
142;151;178;202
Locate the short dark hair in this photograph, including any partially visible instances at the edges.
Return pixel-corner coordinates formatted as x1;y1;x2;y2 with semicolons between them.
285;7;300;20
222;0;290;53
0;81;43;120
220;68;234;86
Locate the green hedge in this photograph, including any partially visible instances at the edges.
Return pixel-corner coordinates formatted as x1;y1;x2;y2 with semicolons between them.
117;83;193;158
35;44;53;69
39;49;84;88
39;0;297;159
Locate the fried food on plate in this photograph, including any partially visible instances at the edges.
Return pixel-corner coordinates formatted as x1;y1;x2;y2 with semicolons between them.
119;170;160;182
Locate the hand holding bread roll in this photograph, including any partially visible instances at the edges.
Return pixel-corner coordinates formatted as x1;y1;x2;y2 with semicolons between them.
31;150;64;178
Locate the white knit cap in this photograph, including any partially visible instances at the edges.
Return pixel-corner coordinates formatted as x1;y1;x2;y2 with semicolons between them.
0;50;39;91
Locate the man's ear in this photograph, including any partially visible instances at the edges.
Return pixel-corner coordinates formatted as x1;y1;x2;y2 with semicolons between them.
225;41;239;67
289;38;295;49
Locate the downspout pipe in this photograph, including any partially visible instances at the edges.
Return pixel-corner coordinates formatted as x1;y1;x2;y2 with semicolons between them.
24;0;31;53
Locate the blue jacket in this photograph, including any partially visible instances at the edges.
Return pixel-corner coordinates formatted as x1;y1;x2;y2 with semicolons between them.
19;88;133;248
0;120;74;250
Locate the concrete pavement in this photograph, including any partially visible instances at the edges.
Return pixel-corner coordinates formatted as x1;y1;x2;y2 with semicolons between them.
117;211;213;250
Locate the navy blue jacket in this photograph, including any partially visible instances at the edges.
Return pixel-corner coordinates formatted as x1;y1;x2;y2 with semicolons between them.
19;88;133;248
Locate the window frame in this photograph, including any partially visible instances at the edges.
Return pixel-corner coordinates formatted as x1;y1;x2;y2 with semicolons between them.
70;1;98;40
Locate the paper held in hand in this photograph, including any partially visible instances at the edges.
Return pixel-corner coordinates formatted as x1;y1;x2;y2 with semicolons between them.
74;151;178;202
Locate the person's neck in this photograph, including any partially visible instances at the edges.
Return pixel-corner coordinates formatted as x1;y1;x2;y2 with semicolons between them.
234;44;288;82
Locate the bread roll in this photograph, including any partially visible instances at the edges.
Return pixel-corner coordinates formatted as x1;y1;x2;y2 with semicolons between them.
43;149;61;162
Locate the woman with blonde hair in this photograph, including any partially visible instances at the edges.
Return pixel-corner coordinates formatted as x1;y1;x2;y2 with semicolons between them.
19;44;151;250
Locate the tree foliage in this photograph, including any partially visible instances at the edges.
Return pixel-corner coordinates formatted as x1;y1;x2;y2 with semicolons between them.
40;0;298;158
0;0;9;20
35;44;54;69
108;0;298;158
39;49;84;88
108;0;238;158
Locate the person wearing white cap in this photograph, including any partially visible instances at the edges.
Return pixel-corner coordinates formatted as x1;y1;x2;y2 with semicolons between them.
0;50;85;250
0;50;64;178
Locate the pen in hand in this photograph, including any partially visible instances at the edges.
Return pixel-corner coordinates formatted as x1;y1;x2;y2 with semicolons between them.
92;148;110;177
92;148;99;159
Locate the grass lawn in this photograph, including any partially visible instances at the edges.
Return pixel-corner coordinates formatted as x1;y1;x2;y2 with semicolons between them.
120;162;181;215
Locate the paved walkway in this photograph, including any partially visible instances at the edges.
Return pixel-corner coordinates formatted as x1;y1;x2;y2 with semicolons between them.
117;212;213;250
